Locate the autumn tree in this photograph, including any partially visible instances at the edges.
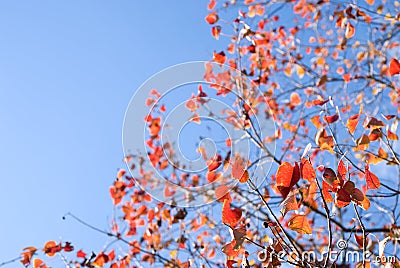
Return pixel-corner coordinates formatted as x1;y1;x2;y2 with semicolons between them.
7;0;400;267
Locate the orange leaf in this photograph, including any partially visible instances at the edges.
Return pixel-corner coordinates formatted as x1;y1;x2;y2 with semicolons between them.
148;117;161;137
365;0;374;5
369;129;382;141
222;199;242;227
207;154;222;172
225;137;232;147
205;12;219;24
213;51;226;64
238;170;249;183
322;180;334;202
287;214;312;234
312;99;329;106
222;241;241;258
345;22;355;39
215;185;232;202
389;58;400;76
346;114;359;134
310;115;322;129
185;97;199;112
280;191;299;216
358;194;371;210
33;258;47;268
365;165;380;189
190;113;201;124
289;92;302;109
207;0;216;10
43;241;61;257
117;169;126;179
211;26;221;40
378;147;388;159
21;247;37;266
300;158;316;182
388;130;399;140
93;252;109;267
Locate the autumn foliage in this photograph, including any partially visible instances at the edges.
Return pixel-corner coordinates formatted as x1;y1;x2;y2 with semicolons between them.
9;0;400;268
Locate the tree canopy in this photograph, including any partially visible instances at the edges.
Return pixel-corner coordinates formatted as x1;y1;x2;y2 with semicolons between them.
8;0;400;267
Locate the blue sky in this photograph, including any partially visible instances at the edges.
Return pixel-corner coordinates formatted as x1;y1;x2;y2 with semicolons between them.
0;0;225;263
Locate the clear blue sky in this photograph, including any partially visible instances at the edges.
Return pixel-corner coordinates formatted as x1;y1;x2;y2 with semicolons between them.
0;0;225;262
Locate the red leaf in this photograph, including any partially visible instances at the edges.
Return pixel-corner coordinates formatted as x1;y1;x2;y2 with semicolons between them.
300;158;316;182
324;114;339;124
225;137;232;147
276;162;300;198
226;260;236;268
222;199;242;227
337;160;347;179
77;249;87;259
365;165;380;189
355;234;364;248
337;188;352;202
207;154;222;172
108;250;115;262
205;12;219;24
62;242;74;252
206;171;222;182
313;99;329;106
351;188;365;202
383;114;396;120
343;73;351;83
389;58;400;76
207;0;216;10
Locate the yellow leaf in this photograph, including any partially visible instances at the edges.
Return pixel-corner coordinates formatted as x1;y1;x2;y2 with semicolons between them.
296;65;305;79
287;214;312;234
